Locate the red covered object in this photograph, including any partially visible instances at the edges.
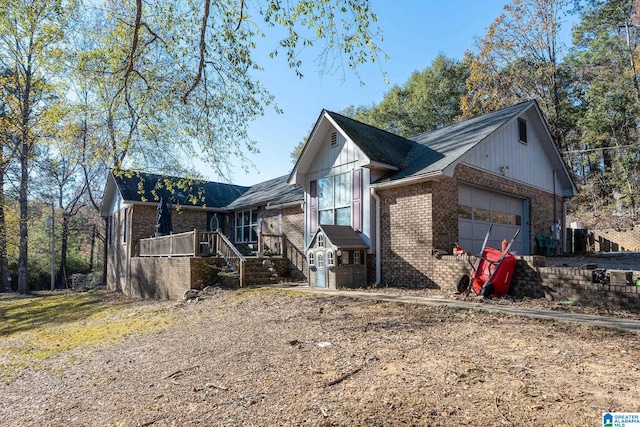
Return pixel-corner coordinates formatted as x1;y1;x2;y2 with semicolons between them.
470;247;517;297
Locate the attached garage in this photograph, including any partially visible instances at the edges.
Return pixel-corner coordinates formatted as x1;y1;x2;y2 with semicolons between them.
458;185;528;256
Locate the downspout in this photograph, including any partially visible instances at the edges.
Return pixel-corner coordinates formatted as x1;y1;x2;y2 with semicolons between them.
562;198;568;254
370;188;381;285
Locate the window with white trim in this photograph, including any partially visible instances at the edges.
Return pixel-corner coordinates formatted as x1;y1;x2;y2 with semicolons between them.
308;251;315;266
318;233;325;248
318;172;351;226
326;250;335;266
235;209;258;243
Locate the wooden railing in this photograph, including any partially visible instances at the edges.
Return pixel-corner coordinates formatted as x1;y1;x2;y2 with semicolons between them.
284;236;308;279
258;233;284;256
139;229;218;257
213;231;246;286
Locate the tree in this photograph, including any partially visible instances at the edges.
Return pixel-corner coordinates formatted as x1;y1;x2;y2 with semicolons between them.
343;54;470;137
462;0;572;150
38;141;87;288
0;68;16;292
0;0;77;293
564;0;640;226
72;0;385;180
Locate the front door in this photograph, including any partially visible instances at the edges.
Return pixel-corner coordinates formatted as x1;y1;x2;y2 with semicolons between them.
316;251;326;288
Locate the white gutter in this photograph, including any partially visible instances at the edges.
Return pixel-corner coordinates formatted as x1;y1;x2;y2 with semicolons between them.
562;198;568;254
265;200;304;210
365;160;400;171
370;188;381;285
370;171;443;190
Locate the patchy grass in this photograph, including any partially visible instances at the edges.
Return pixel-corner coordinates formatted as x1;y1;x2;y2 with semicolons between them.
0;290;175;379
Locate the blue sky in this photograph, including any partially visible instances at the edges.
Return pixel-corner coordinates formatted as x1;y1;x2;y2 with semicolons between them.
199;0;575;186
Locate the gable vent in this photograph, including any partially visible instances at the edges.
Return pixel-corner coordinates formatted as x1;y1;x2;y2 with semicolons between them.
330;131;338;147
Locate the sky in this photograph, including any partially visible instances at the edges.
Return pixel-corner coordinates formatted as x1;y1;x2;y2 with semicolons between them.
197;0;576;186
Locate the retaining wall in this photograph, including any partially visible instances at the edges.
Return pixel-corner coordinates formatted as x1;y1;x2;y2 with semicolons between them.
432;255;640;311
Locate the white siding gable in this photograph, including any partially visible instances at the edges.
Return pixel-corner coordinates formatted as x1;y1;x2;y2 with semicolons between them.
306;125;369;180
459;109;561;194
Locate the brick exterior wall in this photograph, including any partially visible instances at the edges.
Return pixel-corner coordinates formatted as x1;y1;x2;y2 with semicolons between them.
129;205;210;255
281;205;308;281
260;208;281;234
107;204;211;292
378;181;437;287
129;257;225;300
374;165;562;287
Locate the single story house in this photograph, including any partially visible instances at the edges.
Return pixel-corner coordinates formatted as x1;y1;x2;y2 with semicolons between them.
100;172;304;293
101;100;577;295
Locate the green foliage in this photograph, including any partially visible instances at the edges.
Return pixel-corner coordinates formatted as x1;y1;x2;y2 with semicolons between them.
462;0;572;149
349;54;470;136
564;0;640;226
72;0;384;180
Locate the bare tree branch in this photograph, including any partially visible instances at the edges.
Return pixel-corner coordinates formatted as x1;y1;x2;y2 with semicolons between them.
183;0;210;104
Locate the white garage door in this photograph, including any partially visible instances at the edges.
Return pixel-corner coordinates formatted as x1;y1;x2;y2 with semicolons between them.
458;186;527;256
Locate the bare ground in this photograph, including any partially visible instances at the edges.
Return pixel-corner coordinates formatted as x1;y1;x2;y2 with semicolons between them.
1;286;639;427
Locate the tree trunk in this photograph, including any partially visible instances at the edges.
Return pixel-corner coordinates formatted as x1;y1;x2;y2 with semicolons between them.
57;214;69;288
89;224;95;271
0;161;9;292
17;140;29;294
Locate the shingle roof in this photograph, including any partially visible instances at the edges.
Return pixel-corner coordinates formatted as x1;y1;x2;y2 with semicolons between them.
325;111;415;168
226;174;304;210
113;171;249;208
317;225;368;248
380;101;534;182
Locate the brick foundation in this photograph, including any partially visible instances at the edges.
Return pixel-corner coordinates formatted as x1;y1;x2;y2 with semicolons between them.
129;257;225;300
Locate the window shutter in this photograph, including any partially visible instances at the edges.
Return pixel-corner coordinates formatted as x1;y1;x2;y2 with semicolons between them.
309;180;318;235
352;169;362;232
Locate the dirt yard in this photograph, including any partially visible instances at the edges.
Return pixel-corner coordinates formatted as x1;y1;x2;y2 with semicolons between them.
1;287;639;426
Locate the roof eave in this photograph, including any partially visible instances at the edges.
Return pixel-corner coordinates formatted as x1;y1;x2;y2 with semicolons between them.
265;200;304;210
363;160;400;171
371;171;444;189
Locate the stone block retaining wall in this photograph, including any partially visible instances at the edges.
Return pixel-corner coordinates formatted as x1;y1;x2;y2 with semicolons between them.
431;255;640;310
